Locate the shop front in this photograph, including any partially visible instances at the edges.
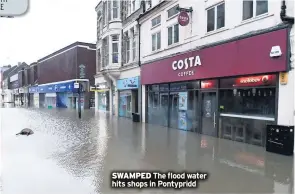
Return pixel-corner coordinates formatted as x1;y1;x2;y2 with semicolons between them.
28;86;38;107
117;76;140;118
29;80;88;109
92;82;110;111
141;27;292;147
19;87;29;106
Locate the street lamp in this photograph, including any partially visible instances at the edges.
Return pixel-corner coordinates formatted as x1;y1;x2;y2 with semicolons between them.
77;83;84;119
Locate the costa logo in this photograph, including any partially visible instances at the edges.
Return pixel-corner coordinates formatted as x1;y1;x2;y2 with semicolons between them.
172;55;202;77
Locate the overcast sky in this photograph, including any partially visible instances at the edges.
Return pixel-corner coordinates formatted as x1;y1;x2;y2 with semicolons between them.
0;0;98;66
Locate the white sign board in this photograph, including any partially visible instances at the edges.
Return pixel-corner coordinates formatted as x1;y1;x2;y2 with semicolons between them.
74;83;79;89
270;46;282;58
0;0;29;16
9;73;18;82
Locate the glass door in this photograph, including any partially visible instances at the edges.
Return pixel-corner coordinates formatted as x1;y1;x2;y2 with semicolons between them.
160;93;169;126
201;92;217;137
169;92;179;129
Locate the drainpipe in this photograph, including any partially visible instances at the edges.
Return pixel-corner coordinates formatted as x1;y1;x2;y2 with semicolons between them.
280;0;294;24
136;14;142;121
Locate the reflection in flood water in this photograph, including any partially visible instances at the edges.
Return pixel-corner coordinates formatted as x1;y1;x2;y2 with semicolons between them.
1;108;293;194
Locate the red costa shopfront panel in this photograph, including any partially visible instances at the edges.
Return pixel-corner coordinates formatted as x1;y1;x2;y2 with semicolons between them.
141;28;288;84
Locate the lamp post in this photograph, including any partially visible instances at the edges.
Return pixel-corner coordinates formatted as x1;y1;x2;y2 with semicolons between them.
77;83;83;119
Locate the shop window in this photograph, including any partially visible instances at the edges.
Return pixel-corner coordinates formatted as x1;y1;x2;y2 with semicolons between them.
207;3;225;32
167;4;179;19
168;24;179;46
220;116;275;147
219;88;276;117
151;15;161;28
152;31;161;51
112;35;119;63
243;0;268;21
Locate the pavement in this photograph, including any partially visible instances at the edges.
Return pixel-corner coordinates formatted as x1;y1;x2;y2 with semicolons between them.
0;107;294;194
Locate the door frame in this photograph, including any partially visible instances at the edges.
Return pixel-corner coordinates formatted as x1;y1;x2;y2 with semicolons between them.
199;89;220;137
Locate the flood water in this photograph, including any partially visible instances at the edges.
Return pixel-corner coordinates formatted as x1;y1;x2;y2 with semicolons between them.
0;107;294;193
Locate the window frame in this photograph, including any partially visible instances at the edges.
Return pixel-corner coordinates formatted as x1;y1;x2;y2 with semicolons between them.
126;33;130;63
242;0;268;21
206;2;225;33
132;0;136;12
112;0;119;19
111;35;119;64
132;30;136;61
151;31;161;52
167;4;179;19
167;23;179;46
151;15;161;28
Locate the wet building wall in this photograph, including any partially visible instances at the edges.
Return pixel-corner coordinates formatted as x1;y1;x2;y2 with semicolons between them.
37;42;96;85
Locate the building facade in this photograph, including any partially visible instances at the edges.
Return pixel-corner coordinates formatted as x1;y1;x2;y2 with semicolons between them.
28;42;96;109
1;63;29;104
94;0;143;118
138;0;294;148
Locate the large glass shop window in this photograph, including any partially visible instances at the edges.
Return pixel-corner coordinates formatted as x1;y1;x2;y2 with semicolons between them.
147;84;169;126
98;91;109;111
219;74;277;147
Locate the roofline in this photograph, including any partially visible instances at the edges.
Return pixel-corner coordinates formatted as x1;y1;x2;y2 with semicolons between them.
33;79;89;87
95;1;102;11
137;1;168;23
37;42;96;63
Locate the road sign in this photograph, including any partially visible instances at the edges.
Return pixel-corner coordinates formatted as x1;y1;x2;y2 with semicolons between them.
74;83;79;89
0;0;29;16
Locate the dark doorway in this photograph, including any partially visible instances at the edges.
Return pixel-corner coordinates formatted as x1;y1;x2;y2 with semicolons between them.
201;91;217;137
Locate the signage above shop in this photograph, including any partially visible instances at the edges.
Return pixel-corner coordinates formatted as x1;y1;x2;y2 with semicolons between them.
28;81;78;93
172;55;201;77
178;11;190;26
90;82;110;92
117;76;139;90
220;74;276;88
201;80;217;89
141;28;288;85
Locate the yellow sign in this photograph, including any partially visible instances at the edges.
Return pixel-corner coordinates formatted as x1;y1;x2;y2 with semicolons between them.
280;72;288;85
90;87;109;92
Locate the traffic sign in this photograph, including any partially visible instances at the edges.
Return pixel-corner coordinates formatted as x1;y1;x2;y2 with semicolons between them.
74;83;79;89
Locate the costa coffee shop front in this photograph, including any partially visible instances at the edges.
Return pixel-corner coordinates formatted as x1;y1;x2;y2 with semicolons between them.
141;27;293;147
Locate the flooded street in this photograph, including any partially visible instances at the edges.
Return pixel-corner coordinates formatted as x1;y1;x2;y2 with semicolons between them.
0;107;293;194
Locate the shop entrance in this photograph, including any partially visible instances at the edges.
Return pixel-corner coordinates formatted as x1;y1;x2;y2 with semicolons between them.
201;91;217;137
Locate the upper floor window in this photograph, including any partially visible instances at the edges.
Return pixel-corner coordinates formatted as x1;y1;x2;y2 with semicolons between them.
152;31;161;51
126;32;130;63
243;0;268;20
103;2;107;25
207;3;225;32
113;0;118;19
168;24;179;46
112;35;119;63
167;4;179;19
131;28;136;61
132;0;136;11
128;0;132;15
151;15;161;27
